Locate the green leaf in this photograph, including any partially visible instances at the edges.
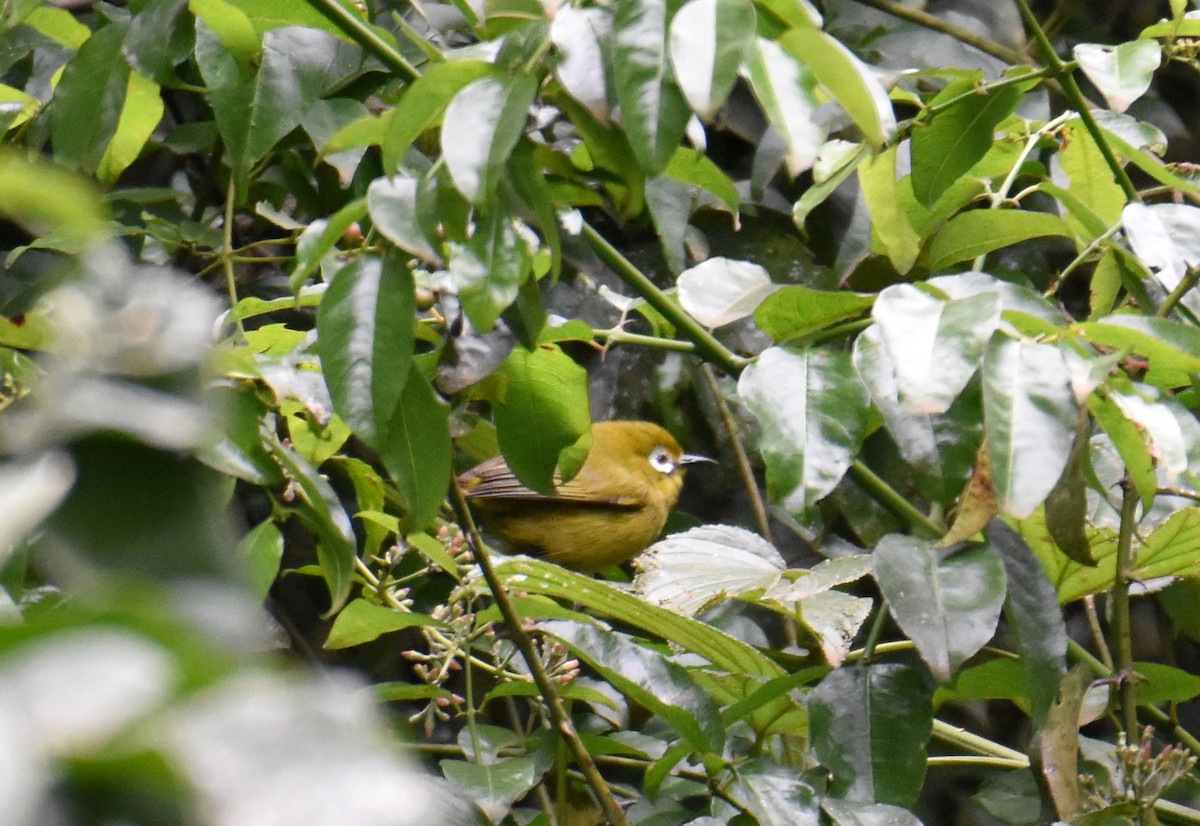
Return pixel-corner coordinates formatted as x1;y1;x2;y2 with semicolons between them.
728;761;821;826
664;145;740;215
288;197;369;292
325;599;443;649
612;0;691;173
1131;662;1200;705
1077;315;1200;385
543;620;725;754
754;284;874;342
928;210;1074;272
492;344;591;493
910;77;1023;207
852;326;982;503
95;70;164;185
668;0;754;118
49;21;131;174
189;0;259;66
986;520;1067;727
677;257;778;327
634;524;786;616
317;253;415;445
440;757;537;821
868;283;998;414
267;435;357;614
982;335;1077;519
1073;40;1161;114
236;519;284;600
492;557;785;682
378;366;452;529
0;153;107;245
645;174;691;274
742;37;822;176
808;663;933;807
873;535;1007;681
381;60;496;172
823;799;923;826
778;28;896;149
449;209;534;332
1089;390;1160;509
738;346;869;514
1056;120;1126;230
973;772;1042;826
442;74;537;205
550;6;610;116
857;144;921;274
367;174;442;265
122;0;190;83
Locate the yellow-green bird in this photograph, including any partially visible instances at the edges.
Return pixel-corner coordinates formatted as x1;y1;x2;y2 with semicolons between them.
459;421;710;571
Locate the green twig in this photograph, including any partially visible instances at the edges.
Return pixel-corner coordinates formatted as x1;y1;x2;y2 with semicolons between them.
849;0;1027;65
1155;265;1200;319
449;481;631;826
847;460;944;538
594;327;697;354
580;221;750;376
1111;478;1141;738
1012;0;1138;201
305;0;420;82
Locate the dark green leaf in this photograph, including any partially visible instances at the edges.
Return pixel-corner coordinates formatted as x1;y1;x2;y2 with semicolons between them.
982;335;1077;519
236;519;284;600
378;366;452;529
808;663;933;807
449;209;533;332
728;760;820;826
754;285;874;342
442;74;537;205
325;598;443;649
544;620;725;754
612;0;690;173
317;253;415;445
873;535;1006;681
49;22;130;174
987;520;1068;728
738;346;869;514
1131;661;1200;705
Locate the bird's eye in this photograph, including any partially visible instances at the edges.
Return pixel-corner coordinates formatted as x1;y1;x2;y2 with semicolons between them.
648;446;676;474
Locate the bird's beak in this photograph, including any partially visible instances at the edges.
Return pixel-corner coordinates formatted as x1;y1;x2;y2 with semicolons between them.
680;453;716;465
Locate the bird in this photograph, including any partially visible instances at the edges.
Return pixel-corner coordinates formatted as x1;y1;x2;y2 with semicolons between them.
458;420;710;571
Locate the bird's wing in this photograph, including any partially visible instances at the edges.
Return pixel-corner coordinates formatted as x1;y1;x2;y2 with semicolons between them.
460;456;640;508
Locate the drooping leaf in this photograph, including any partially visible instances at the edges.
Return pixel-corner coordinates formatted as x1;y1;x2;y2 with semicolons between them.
612;0;691;174
738;346;869;514
857;144;921;274
95;70;164;185
668;0;754;118
741;37;823;176
381;60;496;172
873;535;1006;681
1040;666;1089;820
49;21;131;174
986;520;1068;728
236;519;285;601
377;366;452;529
448;209;534;332
808;663;934;807
1073;40;1161;114
869;283;999;415
550;5;611;117
316;253;415;446
442;74;538;205
982;335;1077;519
367;174;442;265
492;344;592;493
645;174;692;274
778;28;896;149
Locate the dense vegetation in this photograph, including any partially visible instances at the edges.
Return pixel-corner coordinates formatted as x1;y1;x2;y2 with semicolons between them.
5;0;1200;823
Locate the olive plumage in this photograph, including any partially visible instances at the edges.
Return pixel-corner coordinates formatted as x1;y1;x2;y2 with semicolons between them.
459;421;708;570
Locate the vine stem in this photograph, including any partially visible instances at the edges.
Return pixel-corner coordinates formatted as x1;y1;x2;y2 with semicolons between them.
700;363;773;543
448;480;631;826
849;0;1027;65
1112;478;1141;738
847;461;944;538
304;0;419;82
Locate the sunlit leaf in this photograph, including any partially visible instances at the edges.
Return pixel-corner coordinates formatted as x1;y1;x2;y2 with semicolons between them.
677;257;778;327
442;75;537;205
668;0;754;118
1073;40;1161;114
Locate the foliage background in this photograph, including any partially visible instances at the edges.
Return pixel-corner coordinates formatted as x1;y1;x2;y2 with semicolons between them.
5;0;1200;823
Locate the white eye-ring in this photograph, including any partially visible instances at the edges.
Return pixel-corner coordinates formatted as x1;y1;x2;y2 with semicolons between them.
649;446;676;474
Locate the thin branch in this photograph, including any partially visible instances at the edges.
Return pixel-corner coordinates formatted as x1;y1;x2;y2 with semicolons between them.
1012;0;1139;200
304;0;420;82
700;363;773;543
847;461;944;538
1111;478;1141;737
580;220;750;376
448;481;631;826
849;0;1028;66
